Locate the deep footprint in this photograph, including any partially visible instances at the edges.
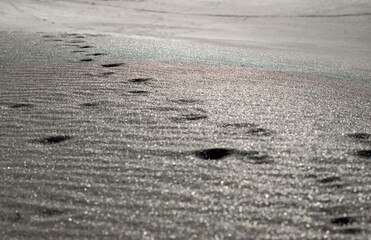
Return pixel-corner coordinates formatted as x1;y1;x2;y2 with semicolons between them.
331;216;356;226
354;150;371;159
37;135;72;144
194;149;272;163
347;133;370;140
195;148;235;160
102;63;124;68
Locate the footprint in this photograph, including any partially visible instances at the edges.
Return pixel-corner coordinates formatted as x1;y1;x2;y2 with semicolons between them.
79;46;93;49
194;148;234;160
347;133;370;140
101;72;115;76
171;113;208;123
128;78;153;83
72;50;86;53
331;216;356;226
128;90;149;95
304;173;318;179
9;103;34;109
319;176;341;184
80;58;93;62
101;63;124;68
353;150;371;159
39;207;64;216
37;135;72;144
80;102;101;107
86;53;106;56
193;148;272;163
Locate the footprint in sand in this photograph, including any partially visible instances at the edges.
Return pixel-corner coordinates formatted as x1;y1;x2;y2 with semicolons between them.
38;207;64;217
100;72;115;76
86;53;106;56
353;149;371;159
319;176;342;184
171;113;208;123
101;63;124;68
80;58;93;62
128;78;154;84
79;45;94;49
79;101;104;107
194;148;234;160
347;133;370;143
193;148;272;164
318;175;345;188
128;90;150;95
36;135;72;144
331;216;356;226
9;103;34;109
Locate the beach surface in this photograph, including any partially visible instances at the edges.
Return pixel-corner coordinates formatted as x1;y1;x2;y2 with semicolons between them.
0;0;370;239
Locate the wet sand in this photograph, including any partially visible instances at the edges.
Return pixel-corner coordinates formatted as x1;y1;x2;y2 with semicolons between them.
0;31;370;239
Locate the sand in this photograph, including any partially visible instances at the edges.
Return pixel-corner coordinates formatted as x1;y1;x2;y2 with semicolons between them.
0;1;370;239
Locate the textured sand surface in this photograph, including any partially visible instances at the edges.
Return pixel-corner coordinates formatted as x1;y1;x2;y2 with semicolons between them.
0;32;370;239
0;0;371;239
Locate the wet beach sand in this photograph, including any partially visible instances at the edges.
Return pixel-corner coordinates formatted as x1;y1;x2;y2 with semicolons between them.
0;0;371;239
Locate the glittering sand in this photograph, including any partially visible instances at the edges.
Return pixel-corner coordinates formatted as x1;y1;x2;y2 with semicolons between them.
0;0;371;239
